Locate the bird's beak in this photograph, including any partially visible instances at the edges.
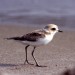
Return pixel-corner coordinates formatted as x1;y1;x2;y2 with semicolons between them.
58;30;63;32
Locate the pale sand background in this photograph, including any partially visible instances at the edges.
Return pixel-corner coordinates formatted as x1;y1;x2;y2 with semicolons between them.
0;25;75;75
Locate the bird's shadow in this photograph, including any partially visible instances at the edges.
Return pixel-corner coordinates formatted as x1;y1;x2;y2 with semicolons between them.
0;63;18;67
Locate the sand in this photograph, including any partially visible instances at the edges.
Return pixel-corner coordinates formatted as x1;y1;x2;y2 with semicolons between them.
0;25;75;75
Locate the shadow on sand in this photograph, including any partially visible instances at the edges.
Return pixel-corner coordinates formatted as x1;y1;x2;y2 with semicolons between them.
61;68;75;75
0;63;18;67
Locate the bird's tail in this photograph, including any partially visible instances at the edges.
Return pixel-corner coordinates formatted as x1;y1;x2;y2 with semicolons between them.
4;37;21;40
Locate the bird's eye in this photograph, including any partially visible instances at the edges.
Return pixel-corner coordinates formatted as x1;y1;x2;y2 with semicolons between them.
51;28;56;31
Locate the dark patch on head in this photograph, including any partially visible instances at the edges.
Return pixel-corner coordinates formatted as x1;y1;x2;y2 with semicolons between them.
51;28;56;31
44;26;49;29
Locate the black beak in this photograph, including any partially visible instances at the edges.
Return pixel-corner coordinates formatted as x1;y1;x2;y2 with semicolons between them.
58;30;63;32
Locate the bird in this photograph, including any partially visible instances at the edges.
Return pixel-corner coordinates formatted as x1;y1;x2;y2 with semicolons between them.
6;24;63;67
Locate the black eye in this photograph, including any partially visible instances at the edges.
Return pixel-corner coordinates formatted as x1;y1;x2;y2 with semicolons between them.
51;28;56;30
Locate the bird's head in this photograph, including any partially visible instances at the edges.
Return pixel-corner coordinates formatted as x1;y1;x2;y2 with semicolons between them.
44;24;63;35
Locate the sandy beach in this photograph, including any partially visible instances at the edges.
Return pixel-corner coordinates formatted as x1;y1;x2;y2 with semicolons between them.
0;24;75;75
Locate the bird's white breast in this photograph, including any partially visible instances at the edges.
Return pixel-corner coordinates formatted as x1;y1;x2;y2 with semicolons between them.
38;34;53;45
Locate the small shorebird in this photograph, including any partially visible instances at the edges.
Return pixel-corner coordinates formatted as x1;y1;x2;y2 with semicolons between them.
6;24;63;67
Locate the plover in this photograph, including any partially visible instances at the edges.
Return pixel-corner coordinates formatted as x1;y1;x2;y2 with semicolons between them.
6;24;63;67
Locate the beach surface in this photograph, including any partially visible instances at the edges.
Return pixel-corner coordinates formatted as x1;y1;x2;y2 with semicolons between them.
0;25;75;75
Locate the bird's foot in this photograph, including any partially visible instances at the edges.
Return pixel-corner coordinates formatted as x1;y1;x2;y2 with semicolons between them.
36;64;47;67
24;60;34;65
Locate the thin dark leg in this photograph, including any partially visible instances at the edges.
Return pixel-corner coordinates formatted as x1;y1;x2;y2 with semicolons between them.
32;47;47;67
32;47;39;66
24;45;33;65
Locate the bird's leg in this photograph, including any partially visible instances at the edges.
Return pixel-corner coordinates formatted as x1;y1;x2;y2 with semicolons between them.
24;45;33;65
32;47;41;67
32;47;38;66
32;47;47;67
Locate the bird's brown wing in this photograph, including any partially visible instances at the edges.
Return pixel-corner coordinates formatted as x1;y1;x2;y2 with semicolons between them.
21;32;45;42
